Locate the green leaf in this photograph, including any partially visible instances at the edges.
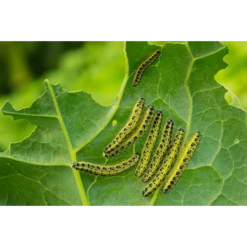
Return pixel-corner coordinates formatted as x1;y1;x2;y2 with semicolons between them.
1;41;247;205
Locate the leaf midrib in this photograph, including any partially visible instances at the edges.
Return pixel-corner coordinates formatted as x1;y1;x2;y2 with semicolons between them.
47;81;89;206
149;42;194;205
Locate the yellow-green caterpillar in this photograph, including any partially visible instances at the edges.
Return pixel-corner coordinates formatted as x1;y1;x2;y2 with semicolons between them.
72;153;140;176
135;110;163;177
142;119;174;182
163;131;202;194
104;98;145;155
104;105;155;158
132;50;161;87
142;128;185;197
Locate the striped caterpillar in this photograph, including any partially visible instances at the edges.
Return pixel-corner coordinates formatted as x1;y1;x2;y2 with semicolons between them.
72;153;140;176
135;110;163;177
104;105;155;159
73;96;201;197
104;98;145;155
142;119;174;182
163;132;202;194
132;50;161;87
142;128;185;197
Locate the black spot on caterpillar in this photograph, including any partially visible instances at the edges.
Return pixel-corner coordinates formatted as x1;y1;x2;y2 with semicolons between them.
142;128;185;197
142;119;174;182
135;110;163;177
163;131;202;194
132;50;161;87
104;105;155;158
104;98;145;155
72;153;140;176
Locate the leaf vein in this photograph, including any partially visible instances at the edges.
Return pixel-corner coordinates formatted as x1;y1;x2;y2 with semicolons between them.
46;81;89;206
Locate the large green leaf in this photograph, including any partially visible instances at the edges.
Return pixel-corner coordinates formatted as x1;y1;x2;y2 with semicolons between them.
1;41;247;205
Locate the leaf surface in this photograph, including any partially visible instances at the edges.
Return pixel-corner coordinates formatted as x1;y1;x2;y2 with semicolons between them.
1;41;247;205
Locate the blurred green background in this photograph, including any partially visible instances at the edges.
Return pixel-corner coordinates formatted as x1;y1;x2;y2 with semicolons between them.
0;41;247;152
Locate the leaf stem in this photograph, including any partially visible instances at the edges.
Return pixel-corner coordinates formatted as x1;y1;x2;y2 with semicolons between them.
184;42;194;142
73;170;90;206
46;80;89;206
150;187;160;206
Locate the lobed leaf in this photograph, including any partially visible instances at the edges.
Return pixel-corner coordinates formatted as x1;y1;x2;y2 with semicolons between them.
1;41;247;205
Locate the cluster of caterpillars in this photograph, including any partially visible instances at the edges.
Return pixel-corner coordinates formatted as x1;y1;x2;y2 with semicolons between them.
72;48;201;197
72;97;201;197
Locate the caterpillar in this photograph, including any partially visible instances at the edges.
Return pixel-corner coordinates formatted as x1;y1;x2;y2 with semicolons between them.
142;128;185;197
142;119;174;182
72;153;140;176
104;105;155;158
104;98;145;154
163;131;202;194
132;50;161;87
135;110;163;177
